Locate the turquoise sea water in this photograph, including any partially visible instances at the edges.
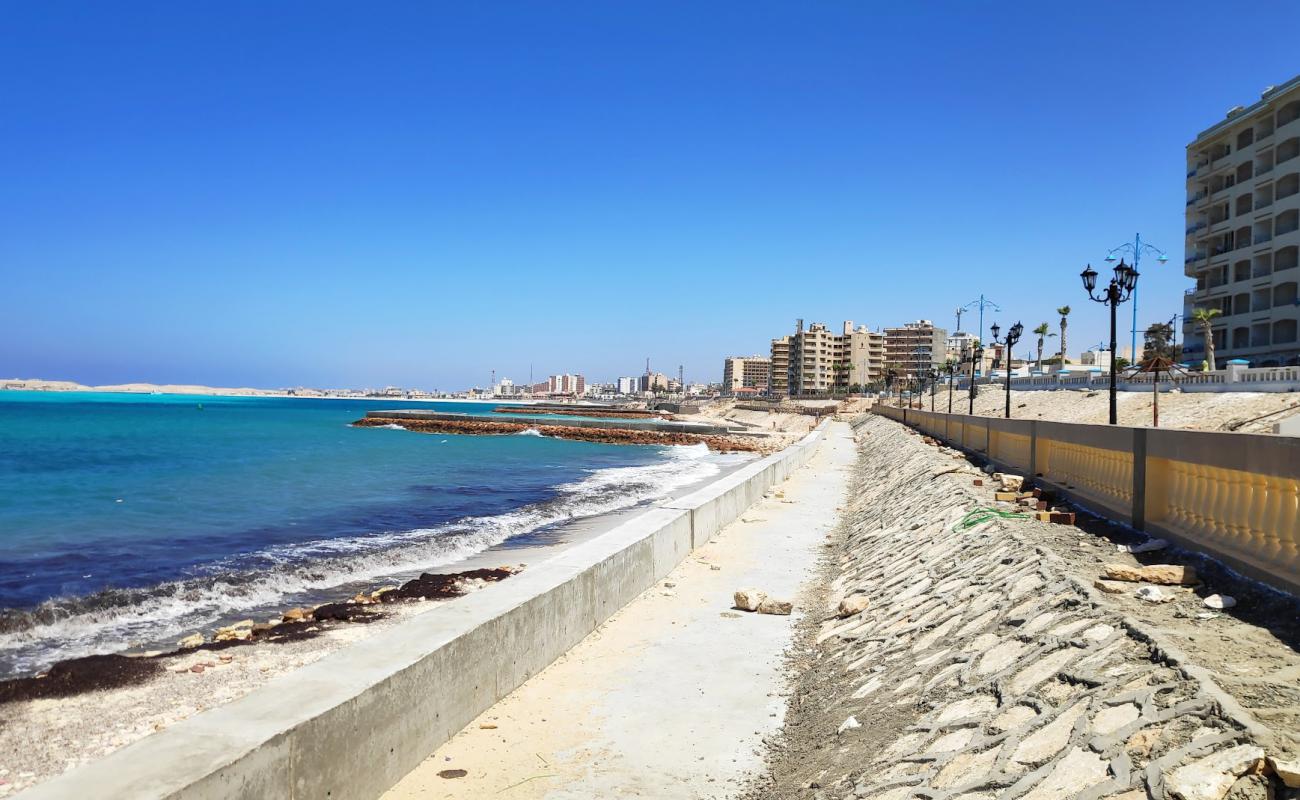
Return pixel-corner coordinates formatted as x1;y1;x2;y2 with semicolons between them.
0;392;730;677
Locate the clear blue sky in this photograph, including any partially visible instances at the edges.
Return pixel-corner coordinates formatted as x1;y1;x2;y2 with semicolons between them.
3;2;1299;389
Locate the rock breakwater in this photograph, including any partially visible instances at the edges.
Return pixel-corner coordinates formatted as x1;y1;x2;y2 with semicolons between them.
353;416;762;452
491;407;665;419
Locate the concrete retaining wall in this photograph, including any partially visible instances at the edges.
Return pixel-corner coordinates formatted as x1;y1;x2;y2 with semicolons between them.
874;405;1300;597
19;424;827;800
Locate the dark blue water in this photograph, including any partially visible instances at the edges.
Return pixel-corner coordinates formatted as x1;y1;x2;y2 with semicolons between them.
0;392;727;676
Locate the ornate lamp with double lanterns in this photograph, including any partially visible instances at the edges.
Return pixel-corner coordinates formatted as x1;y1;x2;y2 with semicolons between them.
988;321;1024;419
1081;259;1140;425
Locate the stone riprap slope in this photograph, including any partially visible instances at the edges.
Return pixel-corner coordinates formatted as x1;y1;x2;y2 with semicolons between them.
754;415;1293;800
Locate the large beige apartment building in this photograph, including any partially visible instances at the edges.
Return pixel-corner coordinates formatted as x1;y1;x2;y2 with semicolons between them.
883;320;948;379
721;355;771;395
1184;75;1300;367
769;320;884;397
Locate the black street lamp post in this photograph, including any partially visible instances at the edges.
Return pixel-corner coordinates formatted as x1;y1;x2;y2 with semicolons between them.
1081;259;1140;425
989;321;1024;419
946;361;956;413
968;341;982;414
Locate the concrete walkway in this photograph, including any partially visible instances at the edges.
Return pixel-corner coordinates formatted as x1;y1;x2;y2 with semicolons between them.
383;421;856;799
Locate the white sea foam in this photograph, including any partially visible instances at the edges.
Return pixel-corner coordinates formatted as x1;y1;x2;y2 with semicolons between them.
0;445;749;676
516;428;543;436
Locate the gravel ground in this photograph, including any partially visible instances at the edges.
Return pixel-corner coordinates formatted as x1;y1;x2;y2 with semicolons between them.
747;414;1299;799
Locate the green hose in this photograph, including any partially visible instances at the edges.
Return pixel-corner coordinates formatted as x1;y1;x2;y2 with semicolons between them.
953;507;1030;532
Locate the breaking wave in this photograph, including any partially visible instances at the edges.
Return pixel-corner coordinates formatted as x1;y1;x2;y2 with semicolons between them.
0;443;735;677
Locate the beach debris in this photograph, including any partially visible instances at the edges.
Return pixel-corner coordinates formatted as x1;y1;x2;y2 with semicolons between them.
758;597;793;615
720;612;741;619
837;715;861;735
1135;586;1173;604
734;588;766;611
1102;563;1198;586
312;603;379;623
710;565;721;571
837;596;870;618
479;723;498;730
1204;594;1237;610
189;664;205;674
177;633;204;649
377;566;519;602
1117;538;1169;554
437;769;468;779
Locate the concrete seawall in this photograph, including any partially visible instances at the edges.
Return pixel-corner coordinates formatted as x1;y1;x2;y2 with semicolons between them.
18;424;827;800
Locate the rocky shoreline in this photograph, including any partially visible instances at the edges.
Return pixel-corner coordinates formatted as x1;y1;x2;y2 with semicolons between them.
0;566;519;707
353;415;763;453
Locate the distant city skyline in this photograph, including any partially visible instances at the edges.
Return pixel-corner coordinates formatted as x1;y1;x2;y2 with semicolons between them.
4;3;1300;388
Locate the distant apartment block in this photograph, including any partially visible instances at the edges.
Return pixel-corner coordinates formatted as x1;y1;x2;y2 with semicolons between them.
883;320;948;379
721;355;771;395
640;372;671;393
543;374;585;396
1184;75;1300;367
946;331;979;367
769;320;884;397
616;376;640;395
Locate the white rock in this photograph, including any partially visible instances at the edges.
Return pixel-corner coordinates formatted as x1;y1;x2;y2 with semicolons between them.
1268;756;1300;788
1117;538;1169;553
734;588;766;611
837;595;870;618
837;716;861;734
1135;586;1173;604
1203;594;1236;610
1164;744;1264;800
758;597;793;615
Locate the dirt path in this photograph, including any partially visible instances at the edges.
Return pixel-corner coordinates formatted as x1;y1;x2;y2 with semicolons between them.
749;414;1298;799
382;423;858;799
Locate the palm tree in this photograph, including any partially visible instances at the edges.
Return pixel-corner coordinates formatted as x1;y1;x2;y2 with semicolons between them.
1191;307;1222;370
1055;306;1071;364
1032;322;1056;372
